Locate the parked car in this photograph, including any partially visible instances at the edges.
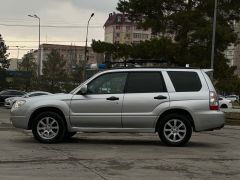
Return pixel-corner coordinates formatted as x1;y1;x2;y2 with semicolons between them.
219;96;232;109
225;95;239;103
4;91;52;108
0;90;26;105
10;68;224;146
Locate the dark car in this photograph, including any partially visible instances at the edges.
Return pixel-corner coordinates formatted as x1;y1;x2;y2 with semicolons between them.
0;90;26;105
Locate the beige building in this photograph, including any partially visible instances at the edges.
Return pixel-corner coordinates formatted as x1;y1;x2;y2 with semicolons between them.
8;58;22;71
32;44;103;75
104;12;152;45
225;22;240;76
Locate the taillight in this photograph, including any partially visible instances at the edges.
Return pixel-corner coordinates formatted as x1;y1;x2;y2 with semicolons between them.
209;91;219;110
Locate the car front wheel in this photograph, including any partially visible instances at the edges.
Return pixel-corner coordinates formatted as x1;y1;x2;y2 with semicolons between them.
32;111;66;143
158;114;192;146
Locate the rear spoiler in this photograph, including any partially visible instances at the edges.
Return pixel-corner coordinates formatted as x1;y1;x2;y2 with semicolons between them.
202;69;213;73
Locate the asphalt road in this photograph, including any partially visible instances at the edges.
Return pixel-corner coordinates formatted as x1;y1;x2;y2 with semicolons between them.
0;107;240;180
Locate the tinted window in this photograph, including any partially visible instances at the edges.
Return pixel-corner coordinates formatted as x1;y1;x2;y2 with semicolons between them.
167;71;202;92
87;73;127;94
29;93;46;97
14;91;25;95
126;72;166;93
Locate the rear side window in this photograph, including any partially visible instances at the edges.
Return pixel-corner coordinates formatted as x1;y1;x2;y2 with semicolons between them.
167;71;202;92
126;72;166;93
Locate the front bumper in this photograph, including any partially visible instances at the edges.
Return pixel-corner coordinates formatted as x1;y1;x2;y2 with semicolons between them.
10;107;29;129
10;115;29;129
4;102;11;108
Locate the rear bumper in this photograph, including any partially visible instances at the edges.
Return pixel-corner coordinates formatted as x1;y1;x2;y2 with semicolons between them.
193;110;225;132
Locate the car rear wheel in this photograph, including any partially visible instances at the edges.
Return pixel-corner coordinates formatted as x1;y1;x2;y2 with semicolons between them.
158;114;192;146
32;111;66;143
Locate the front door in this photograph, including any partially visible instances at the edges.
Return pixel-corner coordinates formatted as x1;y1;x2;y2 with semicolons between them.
70;72;127;128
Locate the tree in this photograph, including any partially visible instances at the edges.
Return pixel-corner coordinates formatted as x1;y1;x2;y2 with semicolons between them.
16;52;37;91
116;0;240;94
41;49;68;93
0;34;9;70
0;34;9;90
92;38;177;67
116;0;240;77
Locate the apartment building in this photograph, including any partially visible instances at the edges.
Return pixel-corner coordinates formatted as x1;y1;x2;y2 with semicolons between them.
104;12;152;45
8;58;22;71
32;44;103;75
225;22;240;76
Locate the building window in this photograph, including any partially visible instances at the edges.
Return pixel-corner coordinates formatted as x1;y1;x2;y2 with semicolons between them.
134;26;141;30
126;26;131;31
117;16;121;23
142;34;149;39
133;41;140;44
116;33;120;38
126;33;131;39
116;26;120;30
133;33;141;39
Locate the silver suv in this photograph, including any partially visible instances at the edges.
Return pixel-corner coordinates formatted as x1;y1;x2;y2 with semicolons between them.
10;68;224;146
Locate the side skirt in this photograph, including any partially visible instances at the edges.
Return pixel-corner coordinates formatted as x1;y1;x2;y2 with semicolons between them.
71;127;155;133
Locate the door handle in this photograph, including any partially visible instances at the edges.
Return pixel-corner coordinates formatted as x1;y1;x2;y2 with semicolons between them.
154;95;167;100
106;96;119;101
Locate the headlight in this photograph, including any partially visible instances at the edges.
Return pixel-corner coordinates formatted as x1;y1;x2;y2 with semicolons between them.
11;100;26;111
5;98;13;102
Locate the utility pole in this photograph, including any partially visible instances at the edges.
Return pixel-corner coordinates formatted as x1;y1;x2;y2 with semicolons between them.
15;46;25;70
28;14;41;77
83;13;94;80
210;0;217;79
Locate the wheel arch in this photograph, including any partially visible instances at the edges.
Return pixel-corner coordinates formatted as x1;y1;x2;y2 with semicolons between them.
155;108;195;132
28;107;68;130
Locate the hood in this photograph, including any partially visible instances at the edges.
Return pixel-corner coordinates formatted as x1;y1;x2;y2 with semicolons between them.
27;93;73;102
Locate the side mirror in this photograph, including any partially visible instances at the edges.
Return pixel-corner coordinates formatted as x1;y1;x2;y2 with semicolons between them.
78;85;87;95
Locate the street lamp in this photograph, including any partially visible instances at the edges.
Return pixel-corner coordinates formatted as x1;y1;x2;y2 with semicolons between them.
210;0;217;79
83;13;94;80
28;14;41;77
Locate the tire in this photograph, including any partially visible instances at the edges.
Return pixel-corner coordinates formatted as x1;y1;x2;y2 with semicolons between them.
64;132;77;139
158;113;192;146
32;111;66;143
220;104;228;109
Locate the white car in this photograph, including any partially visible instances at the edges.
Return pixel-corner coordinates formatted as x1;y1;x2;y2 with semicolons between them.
225;95;239;103
219;96;232;109
4;91;52;108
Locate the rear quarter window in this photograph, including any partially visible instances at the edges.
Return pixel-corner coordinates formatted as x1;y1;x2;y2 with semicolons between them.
167;71;202;92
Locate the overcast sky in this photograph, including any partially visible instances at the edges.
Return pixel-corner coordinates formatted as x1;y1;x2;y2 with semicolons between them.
0;0;119;58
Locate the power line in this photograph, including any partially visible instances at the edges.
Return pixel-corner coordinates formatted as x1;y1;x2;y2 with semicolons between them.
0;23;103;28
2;40;92;42
8;49;37;50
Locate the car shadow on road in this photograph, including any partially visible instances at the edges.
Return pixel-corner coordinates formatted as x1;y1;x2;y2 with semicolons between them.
61;137;221;148
14;133;221;148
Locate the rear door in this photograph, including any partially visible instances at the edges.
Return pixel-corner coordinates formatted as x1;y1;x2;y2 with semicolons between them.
122;71;169;128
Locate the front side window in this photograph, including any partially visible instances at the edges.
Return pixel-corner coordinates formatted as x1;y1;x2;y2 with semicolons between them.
87;73;127;94
126;72;166;93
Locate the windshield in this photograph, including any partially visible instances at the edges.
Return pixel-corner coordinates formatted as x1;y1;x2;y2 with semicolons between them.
0;90;7;95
